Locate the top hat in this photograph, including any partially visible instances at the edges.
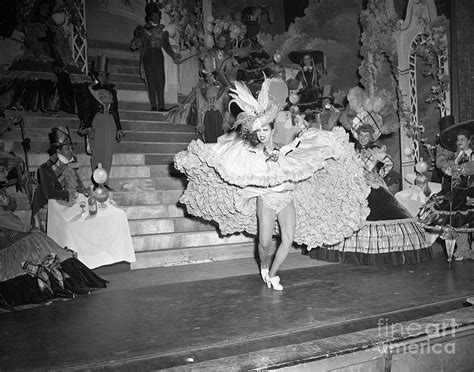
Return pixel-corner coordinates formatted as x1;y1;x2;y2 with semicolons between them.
288;50;324;69
320;84;335;103
439;118;473;152
48;126;74;154
91;55;109;75
145;1;161;16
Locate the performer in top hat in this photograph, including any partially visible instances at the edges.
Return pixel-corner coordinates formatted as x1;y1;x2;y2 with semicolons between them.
131;1;181;111
419;118;474;260
289;50;324;111
314;84;342;131
77;55;123;188
32;127;85;221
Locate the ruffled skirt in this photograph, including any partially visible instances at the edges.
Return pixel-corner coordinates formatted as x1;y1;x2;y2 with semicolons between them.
310;187;432;265
175;128;370;247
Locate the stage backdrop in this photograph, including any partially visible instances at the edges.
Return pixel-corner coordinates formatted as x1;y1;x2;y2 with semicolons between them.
450;0;474;122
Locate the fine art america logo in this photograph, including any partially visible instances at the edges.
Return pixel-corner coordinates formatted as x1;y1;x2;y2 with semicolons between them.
377;318;457;355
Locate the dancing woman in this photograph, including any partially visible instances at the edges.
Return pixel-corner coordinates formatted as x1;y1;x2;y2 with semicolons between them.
175;77;370;290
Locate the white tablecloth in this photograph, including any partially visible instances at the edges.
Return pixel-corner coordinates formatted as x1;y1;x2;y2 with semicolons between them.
395;182;442;245
47;195;136;269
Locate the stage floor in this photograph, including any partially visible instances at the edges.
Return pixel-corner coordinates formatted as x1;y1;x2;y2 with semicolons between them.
1;247;473;371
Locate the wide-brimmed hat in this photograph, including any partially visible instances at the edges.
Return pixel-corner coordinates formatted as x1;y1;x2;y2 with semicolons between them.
91;55;109;75
351;111;382;142
439;117;473;152
288;50;324;69
145;1;161;16
48;126;74;154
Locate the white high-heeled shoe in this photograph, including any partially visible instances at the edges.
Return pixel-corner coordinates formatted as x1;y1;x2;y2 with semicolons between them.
260;268;269;283
266;275;283;291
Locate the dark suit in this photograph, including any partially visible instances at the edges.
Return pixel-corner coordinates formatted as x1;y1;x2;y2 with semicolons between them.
131;23;176;110
31;155;84;217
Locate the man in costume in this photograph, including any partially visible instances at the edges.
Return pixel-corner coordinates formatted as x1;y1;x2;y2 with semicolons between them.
202;33;237;87
77;55;123;188
289;50;324;112
131;2;181;111
32;127;85;221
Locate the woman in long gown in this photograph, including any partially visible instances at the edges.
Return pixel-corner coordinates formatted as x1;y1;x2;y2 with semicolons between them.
174;77;370;289
0;1;89;113
311;123;431;265
0;211;107;310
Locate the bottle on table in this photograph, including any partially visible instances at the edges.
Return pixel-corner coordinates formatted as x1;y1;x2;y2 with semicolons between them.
88;186;97;216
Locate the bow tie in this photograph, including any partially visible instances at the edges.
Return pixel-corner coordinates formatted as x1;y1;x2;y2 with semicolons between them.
303;66;313;72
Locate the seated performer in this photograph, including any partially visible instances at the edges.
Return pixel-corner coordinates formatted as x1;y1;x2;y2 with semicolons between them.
175;77;370;290
418;120;474;260
310;123;431;265
289;50;323;111
0;210;107;310
77;55;124;186
31;127;85;221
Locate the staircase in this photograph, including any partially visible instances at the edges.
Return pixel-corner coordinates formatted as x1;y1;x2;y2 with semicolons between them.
4;49;259;270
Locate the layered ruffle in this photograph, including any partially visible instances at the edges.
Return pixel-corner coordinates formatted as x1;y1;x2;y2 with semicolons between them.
176;128;354;188
175;127;371;247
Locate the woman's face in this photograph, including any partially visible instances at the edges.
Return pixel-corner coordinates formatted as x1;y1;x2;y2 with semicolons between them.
302;55;312;67
256;124;273;144
457;134;470;151
358;131;372;147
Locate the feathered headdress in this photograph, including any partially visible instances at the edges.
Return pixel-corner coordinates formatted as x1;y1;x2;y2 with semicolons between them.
229;77;286;132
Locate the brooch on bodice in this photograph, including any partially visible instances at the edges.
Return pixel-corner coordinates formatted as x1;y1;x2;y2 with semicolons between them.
263;146;280;162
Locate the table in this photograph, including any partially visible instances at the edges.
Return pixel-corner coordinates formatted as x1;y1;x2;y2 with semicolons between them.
47;194;136;269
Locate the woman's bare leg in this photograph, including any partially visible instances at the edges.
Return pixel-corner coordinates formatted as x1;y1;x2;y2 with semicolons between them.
257;197;276;269
269;201;296;277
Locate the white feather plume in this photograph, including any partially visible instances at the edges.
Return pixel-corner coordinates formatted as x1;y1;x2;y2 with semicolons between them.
229;81;259;115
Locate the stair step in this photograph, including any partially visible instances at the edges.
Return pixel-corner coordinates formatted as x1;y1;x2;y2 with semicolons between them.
128;217;215;235
116;82;146;91
123;203;186;219
111;189;183;206
109;65;140;75
148;165;182;177
132;231;254;252
8;140;190;155
107;176;186;191
131;242;258;269
5;127;196;144
26;153;145;167
17;116;194;132
144;154;178;165
108;56;140;67
108;73;142;84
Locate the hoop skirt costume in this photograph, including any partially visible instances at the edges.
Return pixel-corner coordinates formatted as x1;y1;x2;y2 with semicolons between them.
311;134;431;265
0;211;107;310
175;78;370;249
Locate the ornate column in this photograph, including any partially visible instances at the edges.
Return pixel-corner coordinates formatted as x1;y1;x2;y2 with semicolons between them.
394;0;442;189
